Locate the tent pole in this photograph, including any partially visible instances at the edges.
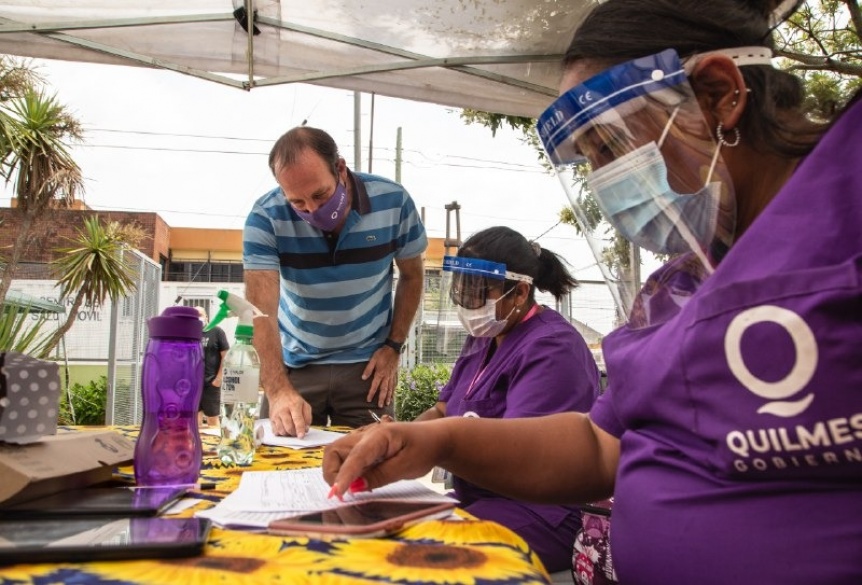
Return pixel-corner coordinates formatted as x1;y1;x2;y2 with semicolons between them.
353;92;362;170
245;0;254;87
368;93;375;173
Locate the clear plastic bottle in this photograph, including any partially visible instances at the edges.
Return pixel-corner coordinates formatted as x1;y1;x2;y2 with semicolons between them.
218;325;260;466
134;306;203;486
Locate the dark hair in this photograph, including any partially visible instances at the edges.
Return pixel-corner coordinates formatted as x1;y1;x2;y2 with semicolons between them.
268;126;340;177
458;226;579;302
564;0;827;158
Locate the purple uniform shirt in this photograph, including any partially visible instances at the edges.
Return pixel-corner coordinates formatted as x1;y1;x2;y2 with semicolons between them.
591;99;862;584
441;307;600;571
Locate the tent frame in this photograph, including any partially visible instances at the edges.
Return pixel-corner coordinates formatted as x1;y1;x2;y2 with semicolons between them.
0;2;560;99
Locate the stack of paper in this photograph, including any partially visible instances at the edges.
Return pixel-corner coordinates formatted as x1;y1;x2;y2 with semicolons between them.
202;419;346;449
254;419;347;449
196;468;458;530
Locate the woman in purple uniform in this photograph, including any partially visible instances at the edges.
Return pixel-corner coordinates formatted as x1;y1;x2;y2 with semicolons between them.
323;1;862;583
415;226;600;573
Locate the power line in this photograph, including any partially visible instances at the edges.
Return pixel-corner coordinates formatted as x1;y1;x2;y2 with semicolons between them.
87;127;273;144
82;127;547;172
76;143;547;174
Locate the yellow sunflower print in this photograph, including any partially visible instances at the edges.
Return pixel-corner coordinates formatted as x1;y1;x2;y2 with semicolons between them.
311;527;548;584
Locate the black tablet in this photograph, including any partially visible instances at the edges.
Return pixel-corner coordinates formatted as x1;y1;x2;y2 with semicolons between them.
0;486;188;518
0;517;212;565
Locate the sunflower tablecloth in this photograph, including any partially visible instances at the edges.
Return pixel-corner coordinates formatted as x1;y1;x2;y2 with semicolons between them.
0;426;552;585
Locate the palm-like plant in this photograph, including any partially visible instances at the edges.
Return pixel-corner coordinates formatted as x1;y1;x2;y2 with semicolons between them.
40;217;144;355
0;303;55;356
0;83;84;307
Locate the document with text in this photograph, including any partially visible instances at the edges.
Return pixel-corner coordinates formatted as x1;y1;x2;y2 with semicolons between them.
195;468;458;529
255;419;347;449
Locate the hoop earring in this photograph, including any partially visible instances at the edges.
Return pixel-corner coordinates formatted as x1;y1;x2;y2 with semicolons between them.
716;122;741;148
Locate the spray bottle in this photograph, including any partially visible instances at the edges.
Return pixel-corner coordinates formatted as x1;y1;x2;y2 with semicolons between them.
205;290;265;466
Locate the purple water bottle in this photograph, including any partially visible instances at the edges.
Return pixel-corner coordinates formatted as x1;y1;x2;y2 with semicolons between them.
134;306;204;486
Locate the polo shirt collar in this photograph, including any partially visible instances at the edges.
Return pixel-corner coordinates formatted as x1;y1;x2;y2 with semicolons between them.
346;168;371;215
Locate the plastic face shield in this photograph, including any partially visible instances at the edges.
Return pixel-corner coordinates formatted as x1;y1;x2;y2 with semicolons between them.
443;256;532;310
428;256;533;357
537;47;769;324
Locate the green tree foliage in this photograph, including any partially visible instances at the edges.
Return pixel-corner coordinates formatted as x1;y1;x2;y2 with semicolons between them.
775;0;862;116
42;217;144;355
59;375;108;425
0;57;84;308
0;303;54;356
395;363;452;421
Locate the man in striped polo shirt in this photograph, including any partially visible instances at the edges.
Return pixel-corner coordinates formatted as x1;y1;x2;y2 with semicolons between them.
243;126;427;438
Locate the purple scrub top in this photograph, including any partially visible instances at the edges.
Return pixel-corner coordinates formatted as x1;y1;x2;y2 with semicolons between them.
591;99;862;584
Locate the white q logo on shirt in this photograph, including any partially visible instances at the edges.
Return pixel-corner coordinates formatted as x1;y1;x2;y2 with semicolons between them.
724;305;817;417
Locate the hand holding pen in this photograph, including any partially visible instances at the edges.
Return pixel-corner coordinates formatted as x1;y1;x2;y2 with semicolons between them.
323;418;442;500
369;410;394;424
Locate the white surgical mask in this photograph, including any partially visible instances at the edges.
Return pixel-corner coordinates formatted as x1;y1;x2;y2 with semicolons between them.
456;288;516;338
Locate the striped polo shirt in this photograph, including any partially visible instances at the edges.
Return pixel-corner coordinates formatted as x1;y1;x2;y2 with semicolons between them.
243;170;427;368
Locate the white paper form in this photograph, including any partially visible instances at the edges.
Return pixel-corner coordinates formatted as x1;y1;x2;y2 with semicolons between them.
255;419;346;449
195;468;458;530
222;468;456;512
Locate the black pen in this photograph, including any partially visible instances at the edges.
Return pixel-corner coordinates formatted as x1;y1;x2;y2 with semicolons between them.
133;482;217;491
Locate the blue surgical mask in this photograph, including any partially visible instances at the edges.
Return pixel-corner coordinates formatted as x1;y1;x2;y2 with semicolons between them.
586;141;720;255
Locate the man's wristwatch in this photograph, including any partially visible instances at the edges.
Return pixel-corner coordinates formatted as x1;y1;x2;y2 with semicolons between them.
383;338;404;353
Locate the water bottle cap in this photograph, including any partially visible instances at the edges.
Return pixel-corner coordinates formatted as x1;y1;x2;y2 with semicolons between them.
148;306;203;339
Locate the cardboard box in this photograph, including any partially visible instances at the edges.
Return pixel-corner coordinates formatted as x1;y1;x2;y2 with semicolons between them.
0;351;61;444
0;429;135;506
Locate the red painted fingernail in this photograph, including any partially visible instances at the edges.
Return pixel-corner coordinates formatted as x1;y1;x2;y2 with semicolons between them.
349;477;369;493
327;485;343;501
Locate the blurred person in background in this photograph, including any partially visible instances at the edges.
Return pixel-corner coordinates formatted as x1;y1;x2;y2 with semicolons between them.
197;306;229;427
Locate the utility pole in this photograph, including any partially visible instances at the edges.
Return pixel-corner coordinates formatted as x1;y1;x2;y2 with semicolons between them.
395;127;402;184
436;201;462;358
629;244;641;306
444;201;462;255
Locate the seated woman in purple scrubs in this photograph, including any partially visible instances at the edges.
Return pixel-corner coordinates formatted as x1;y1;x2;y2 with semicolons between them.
414;226;600;573
323;1;862;583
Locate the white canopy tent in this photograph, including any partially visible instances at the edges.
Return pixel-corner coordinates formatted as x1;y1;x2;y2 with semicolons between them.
0;0;630;325
0;0;593;118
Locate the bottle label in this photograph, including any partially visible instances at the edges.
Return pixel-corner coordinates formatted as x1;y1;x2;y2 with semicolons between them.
222;366;260;403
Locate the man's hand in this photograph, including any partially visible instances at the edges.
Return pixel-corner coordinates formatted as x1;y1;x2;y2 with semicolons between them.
362;347;400;407
268;389;312;438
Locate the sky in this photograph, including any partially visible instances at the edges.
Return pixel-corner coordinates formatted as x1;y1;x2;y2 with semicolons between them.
1;58;596;263
1;57;633;333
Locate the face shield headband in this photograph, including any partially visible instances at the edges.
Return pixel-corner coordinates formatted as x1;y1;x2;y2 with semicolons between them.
538;47;773;166
537;46;773;325
443;255;533;310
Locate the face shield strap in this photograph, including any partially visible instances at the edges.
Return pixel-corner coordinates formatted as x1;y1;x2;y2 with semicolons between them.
657;106;680;147
682;46;775;73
